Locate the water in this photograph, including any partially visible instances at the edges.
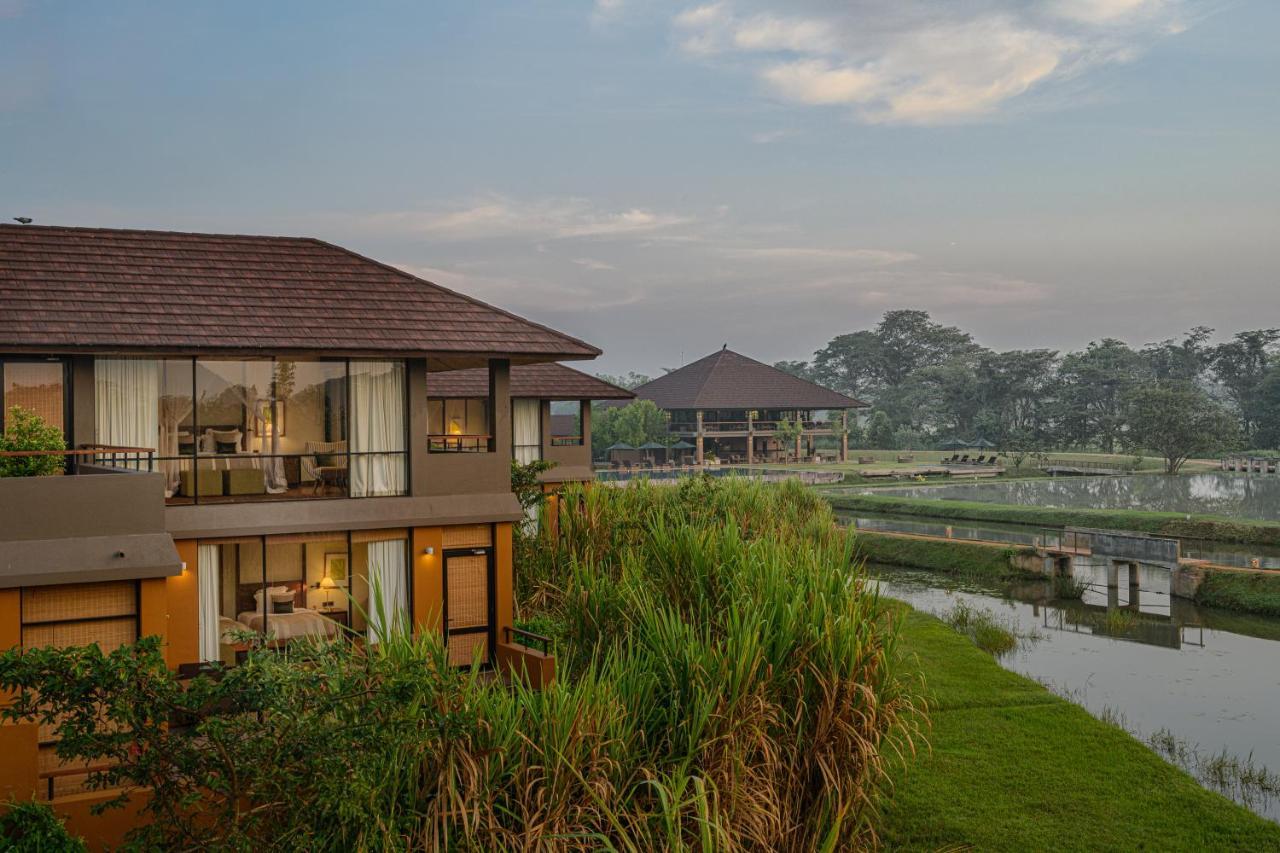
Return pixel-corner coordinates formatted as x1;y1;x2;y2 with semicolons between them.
858;472;1280;521
840;510;1280;569
874;563;1280;819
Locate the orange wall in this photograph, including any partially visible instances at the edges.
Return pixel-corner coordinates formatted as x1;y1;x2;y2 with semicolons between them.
411;526;444;635
166;540;200;668
495;522;513;642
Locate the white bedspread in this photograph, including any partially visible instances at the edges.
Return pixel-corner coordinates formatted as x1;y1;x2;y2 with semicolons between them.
237;608;342;642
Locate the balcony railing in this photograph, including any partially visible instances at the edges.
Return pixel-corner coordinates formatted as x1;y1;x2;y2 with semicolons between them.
0;444;157;474
155;451;408;504
669;420;836;434
550;434;584;447
428;434;492;453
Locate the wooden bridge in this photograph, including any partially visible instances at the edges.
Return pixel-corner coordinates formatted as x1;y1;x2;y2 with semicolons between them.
1037;458;1127;477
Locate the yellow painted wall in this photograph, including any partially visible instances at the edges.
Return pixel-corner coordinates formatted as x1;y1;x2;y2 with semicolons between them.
167;540;200;669
412;526;444;635
495;522;514;644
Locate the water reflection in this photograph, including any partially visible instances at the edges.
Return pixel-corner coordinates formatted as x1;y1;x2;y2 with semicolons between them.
859;472;1280;521
875;563;1280;819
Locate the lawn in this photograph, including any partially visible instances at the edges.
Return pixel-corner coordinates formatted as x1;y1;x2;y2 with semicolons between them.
882;607;1280;851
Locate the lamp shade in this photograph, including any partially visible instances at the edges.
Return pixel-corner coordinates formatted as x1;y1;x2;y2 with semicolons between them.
320;575;338;590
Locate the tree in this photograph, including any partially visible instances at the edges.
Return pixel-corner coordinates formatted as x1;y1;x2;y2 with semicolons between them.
811;330;883;401
865;410;894;449
594;372;652;391
1142;326;1213;383
775;417;804;460
1208;330;1280;443
0;406;65;477
590;400;669;459
511;458;555;517
1125;382;1239;474
773;360;814;381
1053;339;1149;452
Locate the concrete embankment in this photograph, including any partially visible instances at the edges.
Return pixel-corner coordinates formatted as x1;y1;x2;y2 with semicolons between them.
831;493;1280;548
855;529;1280;618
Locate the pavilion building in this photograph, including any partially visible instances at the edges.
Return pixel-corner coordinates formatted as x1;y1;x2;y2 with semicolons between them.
628;347;866;464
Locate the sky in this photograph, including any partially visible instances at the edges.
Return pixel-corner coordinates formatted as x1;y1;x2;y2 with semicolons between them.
2;0;1277;376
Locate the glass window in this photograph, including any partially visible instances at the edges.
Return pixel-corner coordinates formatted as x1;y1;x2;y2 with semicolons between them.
549;400;583;446
428;398;491;452
2;361;65;437
512;398;541;462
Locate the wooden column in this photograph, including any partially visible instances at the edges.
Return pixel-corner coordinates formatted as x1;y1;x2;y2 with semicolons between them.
840;411;849;463
695;411;704;465
794;434;802;463
746;411;754;465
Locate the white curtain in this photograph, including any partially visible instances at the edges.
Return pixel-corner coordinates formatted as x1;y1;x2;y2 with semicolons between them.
349;361;407;497
366;539;408;643
197;545;221;662
95;358;161;474
512;398;542;464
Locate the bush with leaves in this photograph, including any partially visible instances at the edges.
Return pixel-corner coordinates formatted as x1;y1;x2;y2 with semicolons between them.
0;799;86;851
0;406;65;477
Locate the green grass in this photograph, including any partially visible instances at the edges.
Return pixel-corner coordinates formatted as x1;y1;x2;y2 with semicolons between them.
883;608;1280;851
1195;571;1280;618
855;530;1036;579
829;493;1280;547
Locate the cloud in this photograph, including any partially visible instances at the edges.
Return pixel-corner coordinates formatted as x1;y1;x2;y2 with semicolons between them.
717;246;917;266
750;128;797;144
571;257;618;271
670;0;1197;124
353;195;694;242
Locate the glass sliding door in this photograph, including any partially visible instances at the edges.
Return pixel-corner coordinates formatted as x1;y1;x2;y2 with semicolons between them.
349;360;407;497
512;398;541;463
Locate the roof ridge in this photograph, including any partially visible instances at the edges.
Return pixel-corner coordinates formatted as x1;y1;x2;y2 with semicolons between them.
0;222;324;243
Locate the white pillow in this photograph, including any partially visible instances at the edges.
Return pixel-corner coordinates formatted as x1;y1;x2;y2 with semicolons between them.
253;585;292;613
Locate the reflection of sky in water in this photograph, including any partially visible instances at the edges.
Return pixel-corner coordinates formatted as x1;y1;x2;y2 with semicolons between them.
861;473;1280;521
876;566;1280;820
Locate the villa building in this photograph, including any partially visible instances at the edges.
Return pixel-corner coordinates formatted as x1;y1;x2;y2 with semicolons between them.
0;223;612;839
629;347;866;464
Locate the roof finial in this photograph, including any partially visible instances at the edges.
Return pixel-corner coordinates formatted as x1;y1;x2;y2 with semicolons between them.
13;217;33;225
722;343;727;350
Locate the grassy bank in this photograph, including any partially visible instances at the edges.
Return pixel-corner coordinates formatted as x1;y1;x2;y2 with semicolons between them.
855;530;1036;579
830;492;1280;547
883;607;1280;851
1195;570;1280;618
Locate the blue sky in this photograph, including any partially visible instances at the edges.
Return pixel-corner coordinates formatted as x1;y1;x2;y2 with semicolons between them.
2;0;1277;375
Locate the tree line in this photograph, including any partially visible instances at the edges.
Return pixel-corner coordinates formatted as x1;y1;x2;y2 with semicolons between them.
773;310;1277;469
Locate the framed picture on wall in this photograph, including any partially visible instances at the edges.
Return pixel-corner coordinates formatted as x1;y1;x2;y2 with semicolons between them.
324;552;349;588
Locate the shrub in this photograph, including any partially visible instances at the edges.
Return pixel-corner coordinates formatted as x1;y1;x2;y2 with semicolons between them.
0;406;65;477
0;799;86;851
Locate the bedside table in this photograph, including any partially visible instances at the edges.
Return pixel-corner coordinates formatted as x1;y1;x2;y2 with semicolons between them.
318;609;349;628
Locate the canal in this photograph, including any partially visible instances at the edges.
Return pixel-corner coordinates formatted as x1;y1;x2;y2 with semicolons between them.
870;559;1280;820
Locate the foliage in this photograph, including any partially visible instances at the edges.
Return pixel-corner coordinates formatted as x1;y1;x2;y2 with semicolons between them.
774;416;803;458
1125;381;1239;473
0;799;87;851
865;410;895;449
856;531;1037;579
939;601;1019;656
594;371;652;391
590;399;668;459
0;478;919;851
0;406;66;478
1195;571;1280;619
510;457;555;515
881;609;1280;851
790;310;1280;451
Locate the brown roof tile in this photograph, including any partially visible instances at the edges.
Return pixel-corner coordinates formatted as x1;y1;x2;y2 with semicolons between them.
429;362;634;399
632;348;865;410
0;224;599;360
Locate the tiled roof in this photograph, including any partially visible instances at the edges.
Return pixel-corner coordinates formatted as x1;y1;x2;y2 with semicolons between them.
0;224;599;359
632;348;865;410
429;362;634;399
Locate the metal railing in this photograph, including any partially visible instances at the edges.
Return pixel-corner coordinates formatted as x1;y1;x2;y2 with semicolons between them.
0;444;156;474
428;434;492;452
503;625;552;654
550;434;584;446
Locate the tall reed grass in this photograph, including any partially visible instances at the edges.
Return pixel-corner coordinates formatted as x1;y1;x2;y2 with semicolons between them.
2;477;919;851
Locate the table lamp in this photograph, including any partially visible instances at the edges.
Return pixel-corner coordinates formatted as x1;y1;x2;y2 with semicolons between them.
320;575;338;610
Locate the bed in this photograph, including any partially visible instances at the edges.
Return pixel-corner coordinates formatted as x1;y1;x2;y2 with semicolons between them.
234;580;343;644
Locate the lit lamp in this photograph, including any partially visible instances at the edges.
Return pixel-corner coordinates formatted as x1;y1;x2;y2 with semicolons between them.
319;575;338;610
